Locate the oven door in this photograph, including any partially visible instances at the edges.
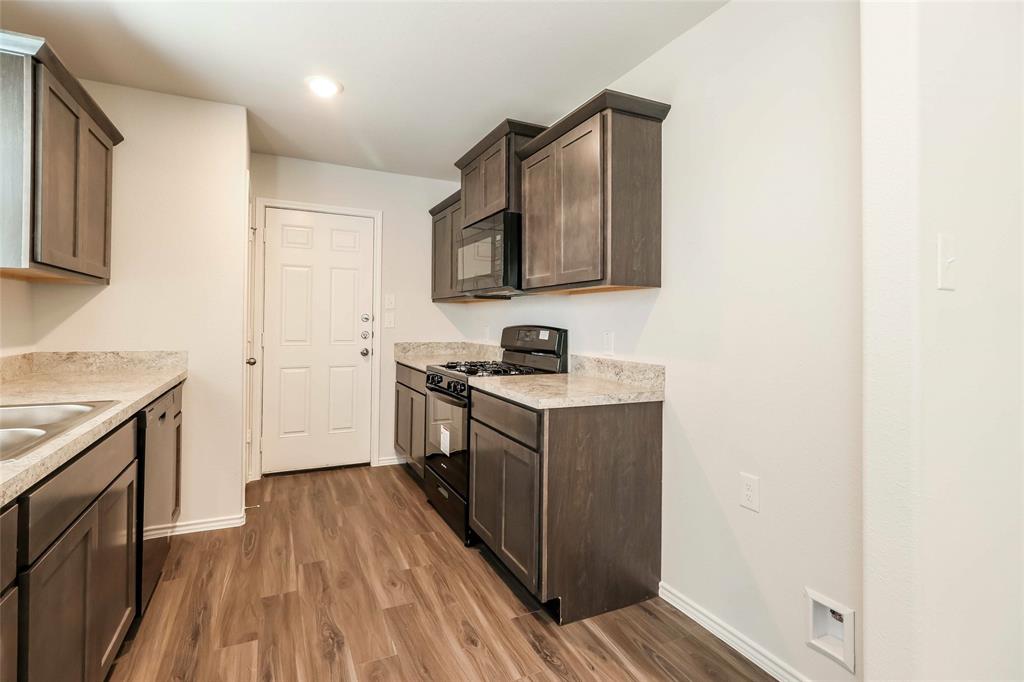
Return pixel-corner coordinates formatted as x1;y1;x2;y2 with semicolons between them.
456;212;520;295
424;387;469;497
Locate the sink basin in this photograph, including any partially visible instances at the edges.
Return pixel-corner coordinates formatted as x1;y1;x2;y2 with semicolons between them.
0;401;116;461
0;403;94;429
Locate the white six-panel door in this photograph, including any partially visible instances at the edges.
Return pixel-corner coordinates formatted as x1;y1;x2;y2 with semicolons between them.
262;207;375;472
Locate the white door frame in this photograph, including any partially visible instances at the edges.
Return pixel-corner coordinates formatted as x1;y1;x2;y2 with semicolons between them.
247;197;384;479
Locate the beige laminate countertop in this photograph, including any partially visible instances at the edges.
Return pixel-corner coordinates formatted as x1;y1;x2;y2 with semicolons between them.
0;352;188;506
469;373;664;410
394;341;664;410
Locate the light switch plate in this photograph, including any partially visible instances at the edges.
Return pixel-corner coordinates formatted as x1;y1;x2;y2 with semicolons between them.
383;311;396;329
602;331;615;356
384;294;396;309
937;234;957;291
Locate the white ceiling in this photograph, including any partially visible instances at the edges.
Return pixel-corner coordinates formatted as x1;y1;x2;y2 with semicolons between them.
0;1;724;180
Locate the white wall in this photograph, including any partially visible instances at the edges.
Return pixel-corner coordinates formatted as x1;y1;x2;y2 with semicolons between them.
0;279;34;356
862;2;1023;679
28;82;250;528
248;154;460;463
443;2;863;679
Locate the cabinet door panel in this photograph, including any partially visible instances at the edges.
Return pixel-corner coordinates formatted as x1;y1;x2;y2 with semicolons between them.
521;146;559;289
23;503;97;682
76;114;113;279
461;157;484;225
0;587;16;682
499;439;540;592
468;421;502;547
395;384;411;458
480;139;507;219
431;209;452;299
91;464;136;679
34;63;82;273
410;390;425;476
556;113;603;285
448;203;463;294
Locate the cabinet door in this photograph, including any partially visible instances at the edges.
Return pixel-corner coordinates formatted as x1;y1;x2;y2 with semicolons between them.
554;113;603;286
75;113;114;279
34;63;83;274
521;145;559;289
461;156;484;225
0;587;16;682
409;390;425;476
468;421;502;547
497;437;540;593
431;208;453;300
479;139;507;220
395;384;411;458
91;464;137;680
448;202;463;294
22;501;98;682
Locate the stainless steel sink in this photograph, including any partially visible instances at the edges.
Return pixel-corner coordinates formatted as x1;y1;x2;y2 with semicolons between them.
0;401;116;461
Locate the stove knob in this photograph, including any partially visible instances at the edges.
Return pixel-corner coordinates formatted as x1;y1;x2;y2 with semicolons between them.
457;382;466;393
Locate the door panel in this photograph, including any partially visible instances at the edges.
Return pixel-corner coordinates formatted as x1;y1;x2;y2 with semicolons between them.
480;139;507;219
34;63;82;273
395;384;411;458
262;207;376;472
499;441;540;592
521;147;559;289
468;421;502;547
410;390;425;475
431;209;452;299
461;158;483;225
556;114;603;285
76;114;113;278
91;464;136;679
1;587;16;682
23;502;97;682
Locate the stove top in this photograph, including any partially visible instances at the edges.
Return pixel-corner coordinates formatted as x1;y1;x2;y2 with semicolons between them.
440;360;539;377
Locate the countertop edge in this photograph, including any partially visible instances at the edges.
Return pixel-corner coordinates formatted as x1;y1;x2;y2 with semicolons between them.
0;369;188;506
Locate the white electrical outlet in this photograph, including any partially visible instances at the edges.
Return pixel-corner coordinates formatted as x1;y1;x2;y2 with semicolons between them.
740;472;760;512
602;331;615;355
937;234;957;291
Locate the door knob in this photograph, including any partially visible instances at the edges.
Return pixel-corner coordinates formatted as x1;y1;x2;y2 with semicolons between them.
361;331;370;339
360;313;370;322
245;357;257;366
360;348;370;357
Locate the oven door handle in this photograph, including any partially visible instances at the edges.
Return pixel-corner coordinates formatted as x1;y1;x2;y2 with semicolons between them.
426;386;468;408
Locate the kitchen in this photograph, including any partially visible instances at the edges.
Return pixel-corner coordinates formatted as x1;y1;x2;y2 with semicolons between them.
1;2;1022;682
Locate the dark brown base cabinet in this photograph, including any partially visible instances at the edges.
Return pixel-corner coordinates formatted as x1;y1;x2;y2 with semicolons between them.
395;364;427;477
468;391;663;624
15;421;138;682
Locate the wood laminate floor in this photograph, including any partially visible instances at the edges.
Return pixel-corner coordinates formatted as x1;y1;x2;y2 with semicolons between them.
110;465;773;682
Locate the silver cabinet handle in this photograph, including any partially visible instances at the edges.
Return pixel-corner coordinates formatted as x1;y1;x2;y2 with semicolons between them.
360;348;370;357
437;486;449;499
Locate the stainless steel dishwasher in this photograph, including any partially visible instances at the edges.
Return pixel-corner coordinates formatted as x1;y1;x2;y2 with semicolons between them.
136;384;182;617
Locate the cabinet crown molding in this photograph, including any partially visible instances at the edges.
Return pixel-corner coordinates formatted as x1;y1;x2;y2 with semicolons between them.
454;119;547;169
517;89;670;160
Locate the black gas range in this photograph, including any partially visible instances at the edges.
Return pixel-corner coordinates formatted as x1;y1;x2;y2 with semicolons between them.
422;325;568;544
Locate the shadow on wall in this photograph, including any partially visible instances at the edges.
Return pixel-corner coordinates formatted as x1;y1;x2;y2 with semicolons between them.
28;283;106;346
663;401;791;660
435;288;662;357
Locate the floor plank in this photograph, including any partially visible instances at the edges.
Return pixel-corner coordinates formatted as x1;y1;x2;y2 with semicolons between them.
112;465;773;682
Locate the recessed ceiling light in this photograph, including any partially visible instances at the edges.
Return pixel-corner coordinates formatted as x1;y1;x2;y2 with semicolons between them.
306;76;341;98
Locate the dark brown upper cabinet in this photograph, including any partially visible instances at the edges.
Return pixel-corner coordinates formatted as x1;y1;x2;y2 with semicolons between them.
518;90;670;294
429;190;465;302
454;120;546;227
0;31;123;284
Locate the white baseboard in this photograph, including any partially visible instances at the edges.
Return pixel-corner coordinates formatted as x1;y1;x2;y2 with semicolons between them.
659;581;808;682
142;512;246;540
374;455;403;466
